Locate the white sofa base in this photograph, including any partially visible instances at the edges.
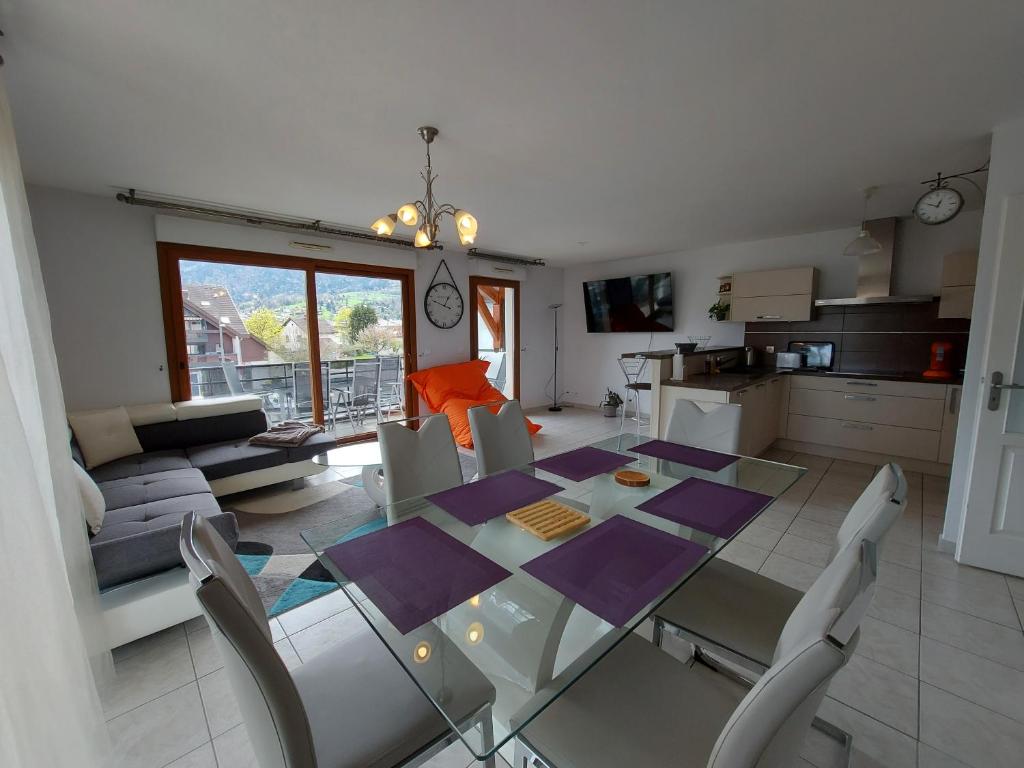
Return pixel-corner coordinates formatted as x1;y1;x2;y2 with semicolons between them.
207;458;328;499
101;568;200;650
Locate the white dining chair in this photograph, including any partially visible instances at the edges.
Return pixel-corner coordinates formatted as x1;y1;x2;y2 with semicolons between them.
178;511;497;768
378;414;464;517
468;400;535;478
664;399;742;453
651;463;906;675
515;536;874;768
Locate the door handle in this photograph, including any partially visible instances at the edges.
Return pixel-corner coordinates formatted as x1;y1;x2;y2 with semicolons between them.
846;381;878;387
756;315;782;320
844;394;877;402
988;371;1024;411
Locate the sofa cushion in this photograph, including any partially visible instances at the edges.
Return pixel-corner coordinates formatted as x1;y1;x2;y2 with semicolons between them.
186;439;288;481
98;468;212;511
87;449;193;483
91;494;237;590
67;406;144;469
136;410;268;453
73;461;106;534
285;431;337;463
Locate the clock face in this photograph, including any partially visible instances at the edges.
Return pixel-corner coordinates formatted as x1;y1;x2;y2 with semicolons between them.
424;282;464;329
914;187;963;225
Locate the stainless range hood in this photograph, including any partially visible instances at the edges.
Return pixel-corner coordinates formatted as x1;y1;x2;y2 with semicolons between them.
815;217;937;306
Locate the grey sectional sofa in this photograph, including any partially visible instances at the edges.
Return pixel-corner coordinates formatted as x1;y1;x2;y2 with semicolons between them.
72;396;334;597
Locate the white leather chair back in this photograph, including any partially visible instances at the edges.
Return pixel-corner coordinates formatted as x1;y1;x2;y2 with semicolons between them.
378;414;463;515
831;463;907;560
665;400;741;453
180;512;315;768
709;542;870;768
468;400;535;477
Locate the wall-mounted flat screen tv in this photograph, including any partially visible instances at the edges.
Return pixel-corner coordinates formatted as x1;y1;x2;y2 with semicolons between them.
582;272;674;333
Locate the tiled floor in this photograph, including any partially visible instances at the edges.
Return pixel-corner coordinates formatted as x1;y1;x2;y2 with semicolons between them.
101;408;1024;768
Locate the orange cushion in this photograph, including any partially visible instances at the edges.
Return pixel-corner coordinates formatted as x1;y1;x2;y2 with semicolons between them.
439;396;542;448
407;360;492;412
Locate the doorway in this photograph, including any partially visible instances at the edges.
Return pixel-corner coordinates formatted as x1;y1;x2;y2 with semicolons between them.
469;275;520;400
158;243;417;445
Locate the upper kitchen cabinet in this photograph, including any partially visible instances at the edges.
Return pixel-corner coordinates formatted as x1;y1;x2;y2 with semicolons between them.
730;267;818;322
938;249;978;319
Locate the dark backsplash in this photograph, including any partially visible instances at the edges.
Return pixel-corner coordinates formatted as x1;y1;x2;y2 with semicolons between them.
744;301;970;376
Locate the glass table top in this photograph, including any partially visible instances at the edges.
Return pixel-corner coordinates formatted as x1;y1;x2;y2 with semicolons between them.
301;433;804;759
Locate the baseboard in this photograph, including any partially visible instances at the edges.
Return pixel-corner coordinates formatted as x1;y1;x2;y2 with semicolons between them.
773;438;952;477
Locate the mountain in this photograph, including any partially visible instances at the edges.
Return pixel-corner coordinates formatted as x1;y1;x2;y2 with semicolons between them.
179;260;402;320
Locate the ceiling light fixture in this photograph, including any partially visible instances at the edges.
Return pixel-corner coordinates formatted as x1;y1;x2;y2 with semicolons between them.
372;126;476;249
844;186;883;259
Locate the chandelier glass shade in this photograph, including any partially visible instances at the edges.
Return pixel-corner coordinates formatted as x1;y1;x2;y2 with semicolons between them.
843;186;882;258
372;126;476;249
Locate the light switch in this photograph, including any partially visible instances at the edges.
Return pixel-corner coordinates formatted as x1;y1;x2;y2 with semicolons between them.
766;345;775;353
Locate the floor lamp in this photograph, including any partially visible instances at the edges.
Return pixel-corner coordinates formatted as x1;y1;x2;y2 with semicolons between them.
549;303;563;411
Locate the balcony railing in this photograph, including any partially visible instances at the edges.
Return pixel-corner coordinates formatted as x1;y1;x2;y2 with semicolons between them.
188;357;404;434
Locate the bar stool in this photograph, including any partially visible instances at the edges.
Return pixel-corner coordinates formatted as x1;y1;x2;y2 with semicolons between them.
617;355;650;434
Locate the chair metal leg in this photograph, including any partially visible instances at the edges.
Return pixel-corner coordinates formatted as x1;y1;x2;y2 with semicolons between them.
651;616;665;648
811;716;854;766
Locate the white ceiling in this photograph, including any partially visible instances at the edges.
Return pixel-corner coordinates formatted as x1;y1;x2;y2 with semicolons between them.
4;1;1022;264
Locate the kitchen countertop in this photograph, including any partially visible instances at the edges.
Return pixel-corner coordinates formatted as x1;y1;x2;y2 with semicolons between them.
663;368;963;392
622;345;746;361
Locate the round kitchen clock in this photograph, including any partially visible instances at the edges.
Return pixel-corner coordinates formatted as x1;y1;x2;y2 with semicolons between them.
423;259;464;329
914;185;964;225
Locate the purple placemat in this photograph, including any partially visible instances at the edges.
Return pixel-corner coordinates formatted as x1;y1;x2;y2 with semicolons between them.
632;439;738;472
520;516;708;627
637;477;773;539
426;470;564;526
531;446;635;482
323;517;511;634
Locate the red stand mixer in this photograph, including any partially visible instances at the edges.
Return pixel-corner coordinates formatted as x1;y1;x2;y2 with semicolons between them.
923;341;955;380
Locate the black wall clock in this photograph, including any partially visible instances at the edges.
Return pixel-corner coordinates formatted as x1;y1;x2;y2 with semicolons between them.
423;259;464;329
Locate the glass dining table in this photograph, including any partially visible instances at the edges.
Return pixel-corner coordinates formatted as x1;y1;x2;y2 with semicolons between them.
300;432;804;763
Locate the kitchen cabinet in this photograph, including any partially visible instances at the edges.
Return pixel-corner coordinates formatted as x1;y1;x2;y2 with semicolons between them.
730;267;818;322
938;385;962;464
938;249;978;319
785;374;949;463
730;377;781;456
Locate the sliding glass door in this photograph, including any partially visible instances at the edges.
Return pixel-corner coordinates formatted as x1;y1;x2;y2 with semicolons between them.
158;243;416;444
469;275;520;399
314;270;408;440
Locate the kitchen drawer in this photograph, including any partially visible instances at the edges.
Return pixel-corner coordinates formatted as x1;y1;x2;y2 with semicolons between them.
789;374;946;400
786;414;940;461
731;294;813;323
733;267;816;298
789;387;944;431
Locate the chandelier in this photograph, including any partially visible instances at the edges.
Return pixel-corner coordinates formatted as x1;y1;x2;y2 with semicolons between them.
371;126;478;249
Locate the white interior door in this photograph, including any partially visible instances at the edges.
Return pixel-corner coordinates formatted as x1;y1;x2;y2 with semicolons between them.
958;194;1024;576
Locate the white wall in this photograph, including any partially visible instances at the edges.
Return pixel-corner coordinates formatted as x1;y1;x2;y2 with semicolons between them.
560;212;983;409
944;116;1024;549
28;186;563;412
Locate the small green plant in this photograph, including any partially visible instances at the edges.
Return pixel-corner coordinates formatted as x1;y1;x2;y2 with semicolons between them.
708;300;730;321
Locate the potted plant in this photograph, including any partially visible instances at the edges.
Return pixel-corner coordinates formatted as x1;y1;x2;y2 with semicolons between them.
708;299;730;322
600;389;624;417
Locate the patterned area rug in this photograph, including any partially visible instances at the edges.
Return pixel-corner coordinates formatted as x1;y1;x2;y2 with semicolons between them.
224;453;478;617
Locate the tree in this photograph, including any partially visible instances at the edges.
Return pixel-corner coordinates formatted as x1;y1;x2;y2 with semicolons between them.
355;325;399;355
333;306;353;339
348;303;378;342
244;308;282;347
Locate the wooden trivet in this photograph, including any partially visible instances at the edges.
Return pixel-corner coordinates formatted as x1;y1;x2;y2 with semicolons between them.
614;469;650;487
507;500;590;541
